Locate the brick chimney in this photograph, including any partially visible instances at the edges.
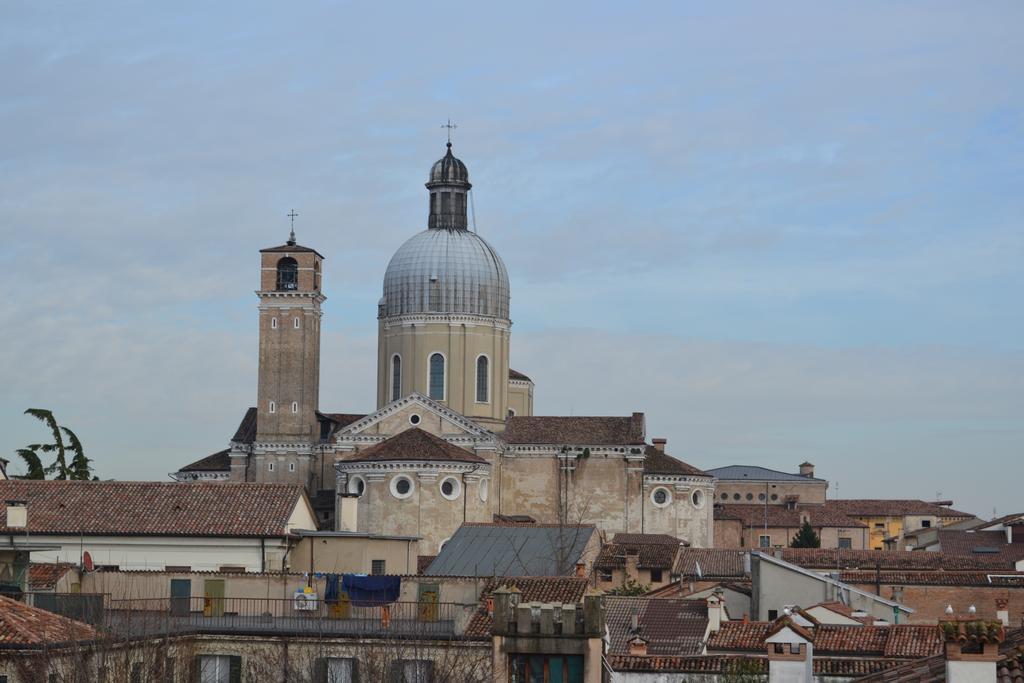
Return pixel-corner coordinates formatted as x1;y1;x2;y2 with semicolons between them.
706;588;727;633
799;462;814;478
652;438;667;452
941;618;1004;682
628;634;648;656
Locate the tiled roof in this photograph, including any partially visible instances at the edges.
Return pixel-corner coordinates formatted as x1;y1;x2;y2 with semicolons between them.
508;368;532;382
856;628;1024;682
642;446;709;477
503;414;646;445
705;465;826;483
707;621;770;652
28;563;76;591
178;448;230;473
231;407;258;443
828;499;975;519
608;655;766;674
938;529;1022;556
416;555;436;574
0;595;98;646
715;504;865;528
604;596;709;656
594;535;683;571
840;570;1024;587
0;480;309;537
709;622;942;658
259;242;325;258
784;547;1022;571
463;576;590;638
341;428;487;464
674;548;749;578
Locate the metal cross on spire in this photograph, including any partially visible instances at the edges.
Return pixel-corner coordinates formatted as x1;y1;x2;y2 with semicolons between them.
441;119;457;145
287;209;298;244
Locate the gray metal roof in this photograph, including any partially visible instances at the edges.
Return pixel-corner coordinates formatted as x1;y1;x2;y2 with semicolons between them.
425;524;597;577
705;465;826;482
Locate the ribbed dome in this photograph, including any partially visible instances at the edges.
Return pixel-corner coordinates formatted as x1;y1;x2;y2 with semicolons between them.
428;143;470;186
381;228;510;319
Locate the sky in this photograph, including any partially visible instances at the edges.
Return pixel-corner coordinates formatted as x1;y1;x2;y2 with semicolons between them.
0;2;1021;517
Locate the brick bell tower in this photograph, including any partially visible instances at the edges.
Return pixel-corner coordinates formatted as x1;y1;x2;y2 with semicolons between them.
250;221;324;484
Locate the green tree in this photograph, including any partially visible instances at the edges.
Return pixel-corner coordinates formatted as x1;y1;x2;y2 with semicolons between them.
790;519;821;548
607;578;651;596
16;409;94;480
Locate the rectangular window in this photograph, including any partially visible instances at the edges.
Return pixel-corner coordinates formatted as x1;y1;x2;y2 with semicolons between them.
372;559;386;576
400;660;434;683
268;462;275;472
293;317;300;329
288;462;296;472
759;535;771;548
874;522;886;529
767;609;778;621
838;537;853;549
130;663;143;683
325;658;355;683
197;655;239;683
599;569;613;582
921;520;932;528
649;568;663;583
510;654;583;683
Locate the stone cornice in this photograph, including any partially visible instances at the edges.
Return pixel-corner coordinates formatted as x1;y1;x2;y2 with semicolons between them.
334;460;490;475
335;392;497;442
381;312;511;331
256;290;327;305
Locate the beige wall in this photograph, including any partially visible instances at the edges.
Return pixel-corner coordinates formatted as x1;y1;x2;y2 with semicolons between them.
377;317;511;429
595;566;673;592
507;380;534;417
713;522;867;550
291;536;417;576
714;479;827;505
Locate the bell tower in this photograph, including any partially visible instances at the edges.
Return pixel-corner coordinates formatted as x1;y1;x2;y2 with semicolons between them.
251;224;325;483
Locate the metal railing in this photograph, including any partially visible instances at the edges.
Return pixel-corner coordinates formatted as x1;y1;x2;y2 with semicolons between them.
101;596;462;638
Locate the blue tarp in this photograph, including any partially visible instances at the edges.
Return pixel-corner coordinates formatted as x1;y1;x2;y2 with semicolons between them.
341;574;401;606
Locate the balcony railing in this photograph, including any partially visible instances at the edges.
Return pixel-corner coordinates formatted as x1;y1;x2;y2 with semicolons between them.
57;595;465;639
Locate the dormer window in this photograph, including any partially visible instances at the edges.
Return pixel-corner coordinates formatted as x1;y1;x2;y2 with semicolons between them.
276;257;299;291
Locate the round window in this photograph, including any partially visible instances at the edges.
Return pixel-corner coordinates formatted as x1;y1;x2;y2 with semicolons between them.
651;487;672;508
390;475;414;499
439;476;461;501
720;492;728;500
347;476;366;496
733;493;741;501
771;494;779;501
691;489;705;509
479;478;489;502
758;493;765;501
746;493;754;501
409;413;421;426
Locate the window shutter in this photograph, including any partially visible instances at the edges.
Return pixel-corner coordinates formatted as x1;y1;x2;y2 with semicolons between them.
351;658;360;683
313;658;327;683
228;656;242;683
191;656;201;683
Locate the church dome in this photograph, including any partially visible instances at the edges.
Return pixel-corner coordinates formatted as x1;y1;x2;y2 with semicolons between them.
428;143;470;186
381;228;510;319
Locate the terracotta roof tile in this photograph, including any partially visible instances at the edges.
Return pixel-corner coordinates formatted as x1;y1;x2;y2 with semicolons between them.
828;499;975;519
259;242;325;258
341;428;487;464
416;555;436;574
608;654;766;674
643;446;709;477
604;596;708;655
503;414;646;445
674;549;749;578
0;595;98;646
715;504;865;528
938;530;1024;560
28;563;76;591
781;547;1020;571
841;570;1024;586
0;480;308;537
707;622;771;652
595;535;683;571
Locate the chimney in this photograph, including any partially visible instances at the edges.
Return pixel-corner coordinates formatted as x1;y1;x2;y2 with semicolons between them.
706;589;726;633
624;550;640;581
799;462;814;478
995;598;1009;626
337;493;358;532
5;499;27;529
942;618;1004;682
652;438;667;453
628;634;648;656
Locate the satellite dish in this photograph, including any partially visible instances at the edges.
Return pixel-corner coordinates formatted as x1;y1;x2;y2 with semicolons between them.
82;551;94;572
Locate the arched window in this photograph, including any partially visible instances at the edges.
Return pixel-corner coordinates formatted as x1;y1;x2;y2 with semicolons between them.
276;257;298;291
428;353;445;400
391;355;402;402
476;356;489;403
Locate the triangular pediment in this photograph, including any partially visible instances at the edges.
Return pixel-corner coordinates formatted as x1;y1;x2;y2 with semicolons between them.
335;392;495;441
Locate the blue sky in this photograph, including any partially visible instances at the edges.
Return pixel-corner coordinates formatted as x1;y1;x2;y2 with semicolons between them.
1;2;1021;516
